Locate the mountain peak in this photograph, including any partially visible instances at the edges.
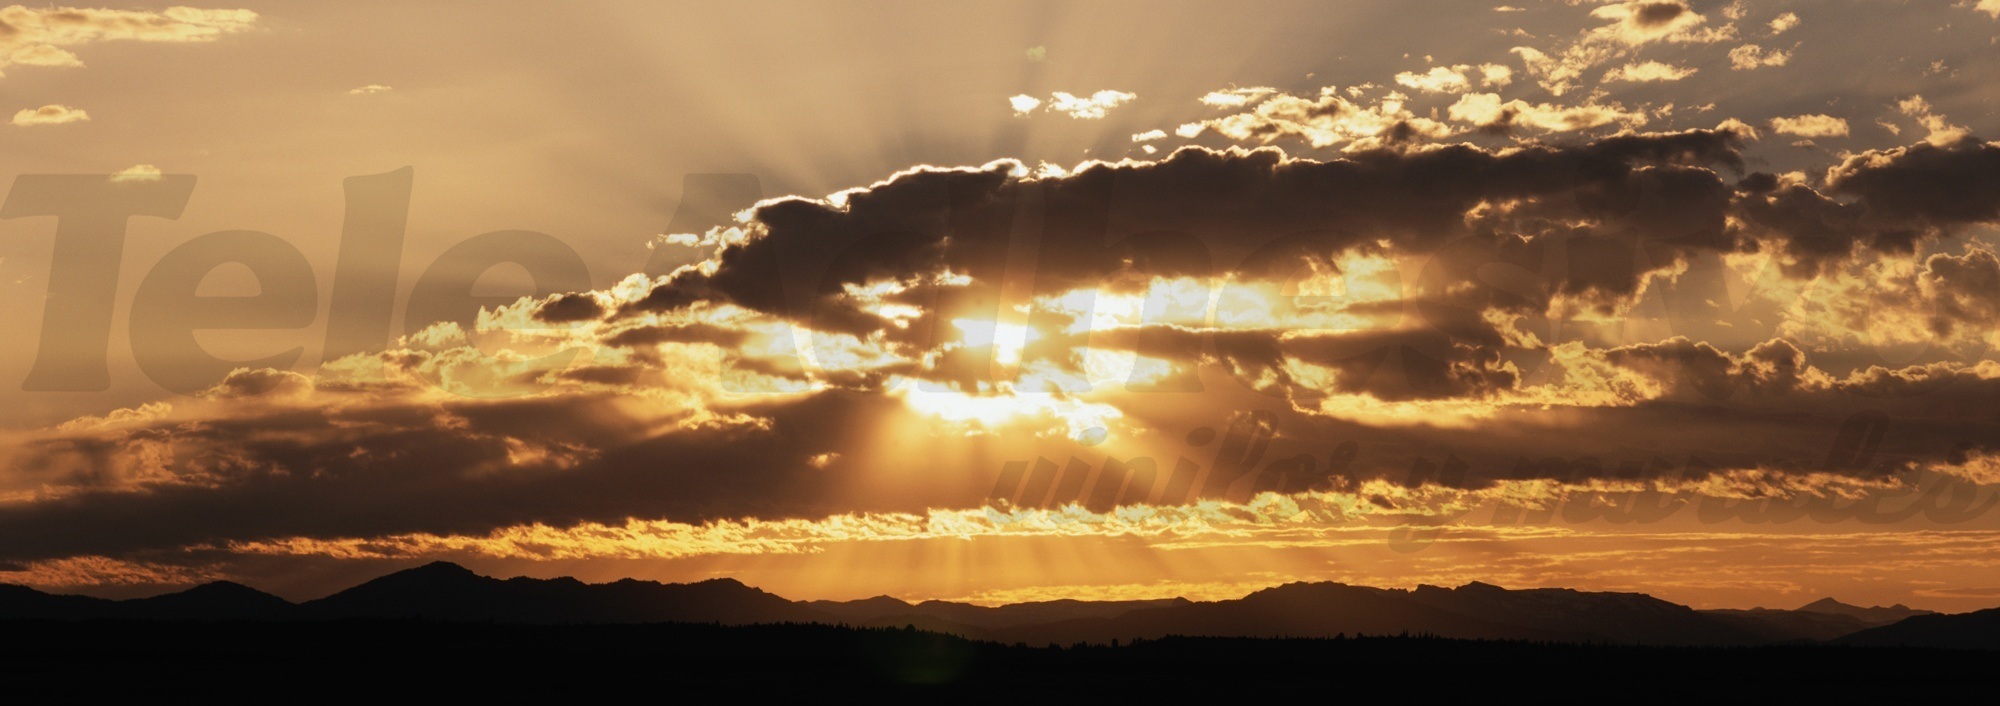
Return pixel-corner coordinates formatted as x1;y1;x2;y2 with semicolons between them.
1793;597;1936;624
172;580;284;600
408;561;478;576
371;561;483;582
336;561;486;594
1798;597;1855;612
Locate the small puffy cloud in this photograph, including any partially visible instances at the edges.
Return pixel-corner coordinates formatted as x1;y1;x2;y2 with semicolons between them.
1978;0;1999;19
348;84;393;95
1769;114;1848;138
1012;90;1137;119
1130;129;1167;142
1896;95;1970;145
7;43;81;68
11;104;89;126
1603;60;1696;82
0;5;257;77
1447;92;1647;132
1768;12;1800;34
1199;87;1275;108
1589;1;1728;45
1044;90;1136;119
200;368;315;401
1194;87;1453;150
1728;44;1791;70
1715;117;1761;140
1397;64;1513;93
1514;1;1731;95
111;164;162;182
1395;65;1472;93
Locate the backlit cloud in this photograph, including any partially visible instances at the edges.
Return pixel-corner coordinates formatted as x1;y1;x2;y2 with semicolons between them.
11;103;88;126
1045;90;1137;119
1770;114;1849;138
6;0;2000;613
0;4;257;76
1603;60;1696;82
110;164;161;182
1728;44;1791;70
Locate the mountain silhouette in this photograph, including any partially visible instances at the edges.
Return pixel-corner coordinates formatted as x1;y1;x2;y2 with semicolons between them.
807;594;1191;632
0;563;1987;649
121;581;294;621
1702;597;1936;642
1792;597;1934;623
0;583;118;620
1835;606;2000;649
0;580;292;621
300;561;824;624
980;582;1581;645
968;581;1775;646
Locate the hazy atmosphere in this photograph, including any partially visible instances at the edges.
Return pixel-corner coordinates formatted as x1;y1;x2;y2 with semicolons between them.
4;0;2000;618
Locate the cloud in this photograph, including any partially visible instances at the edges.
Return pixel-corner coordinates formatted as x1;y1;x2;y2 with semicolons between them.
1395;65;1473;93
1476;63;1513;87
1588;1;1728;46
1732;136;2000;275
11;103;88;126
1603;60;1696;82
1895;96;1970;146
1200;87;1276;108
4;84;1999;599
1769;114;1849;138
1512;1;1733;94
1977;0;2000;19
0;5;257;77
1853;247;2000;351
1596;337;1816;402
1768;12;1800;34
1045;90;1137;119
1728;44;1791;70
1190;88;1452;150
1826;137;2000;230
1393;64;1515;93
347;84;393;95
1010;90;1137;119
1447;92;1648;132
631;130;1747;344
109;164;161;182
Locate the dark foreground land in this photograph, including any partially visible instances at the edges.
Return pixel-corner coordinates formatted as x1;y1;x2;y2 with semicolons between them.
2;620;1987;702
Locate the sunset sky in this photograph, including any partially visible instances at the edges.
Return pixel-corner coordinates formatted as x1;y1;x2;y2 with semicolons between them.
3;0;2000;612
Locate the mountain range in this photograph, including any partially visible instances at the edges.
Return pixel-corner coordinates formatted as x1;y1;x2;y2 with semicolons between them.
3;562;1984;649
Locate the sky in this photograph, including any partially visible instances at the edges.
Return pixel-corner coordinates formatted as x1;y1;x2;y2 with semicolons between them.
2;0;2000;611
